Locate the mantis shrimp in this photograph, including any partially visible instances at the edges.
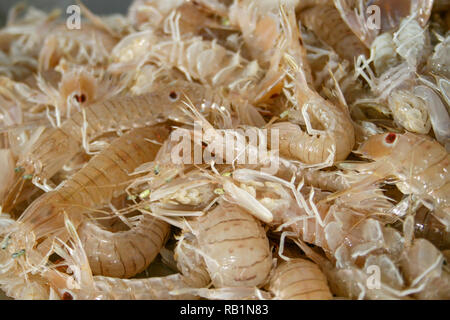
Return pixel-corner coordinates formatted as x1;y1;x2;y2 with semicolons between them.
75;150;203;279
5;81;262;211
44;200;272;300
269;7;355;164
340;132;450;231
14;125;170;258
42;216;202;300
186;201;273;288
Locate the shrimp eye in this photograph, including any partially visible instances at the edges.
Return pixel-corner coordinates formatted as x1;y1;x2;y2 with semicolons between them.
62;291;73;300
385;133;397;145
169;91;178;101
74;94;86;103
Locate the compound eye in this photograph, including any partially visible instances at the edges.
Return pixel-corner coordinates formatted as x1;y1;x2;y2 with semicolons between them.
169;91;179;102
74;93;86;103
384;133;397;146
62;291;73;300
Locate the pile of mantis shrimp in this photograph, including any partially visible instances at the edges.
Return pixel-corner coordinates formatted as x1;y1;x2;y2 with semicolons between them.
0;0;448;300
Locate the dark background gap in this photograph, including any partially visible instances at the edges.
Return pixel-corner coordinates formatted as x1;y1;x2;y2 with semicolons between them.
0;0;133;26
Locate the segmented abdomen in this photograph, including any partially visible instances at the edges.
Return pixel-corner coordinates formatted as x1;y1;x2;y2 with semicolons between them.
272;122;337;164
78;214;170;278
269;259;333;300
56;126;167;205
19;125;169;239
303;169;350;192
196;202;272;288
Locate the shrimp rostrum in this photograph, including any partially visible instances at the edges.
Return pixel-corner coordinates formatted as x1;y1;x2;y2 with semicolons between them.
267;258;333;300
